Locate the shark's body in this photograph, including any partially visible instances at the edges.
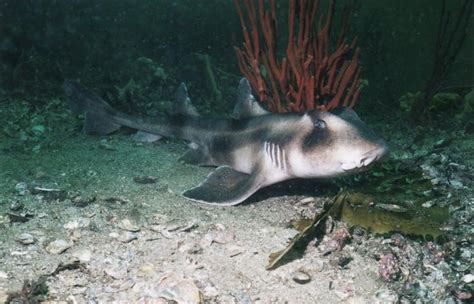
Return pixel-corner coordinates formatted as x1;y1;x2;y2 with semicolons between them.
64;79;387;206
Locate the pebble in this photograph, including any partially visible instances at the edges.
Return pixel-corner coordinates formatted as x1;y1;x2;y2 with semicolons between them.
133;175;157;184
156;272;202;303
14;182;29;195
374;203;407;213
9;200;24;211
118;219;140;232
16;233;35;245
104;266;128;280
63;217;91;230
462;274;474;283
0;271;8;279
375;289;399;303
292;270;311;284
422;200;435;208
72;248;92;262
45;239;73;254
137;262;156;277
460;248;471;261
110;231;139;243
298;197;315;205
120;231;139;243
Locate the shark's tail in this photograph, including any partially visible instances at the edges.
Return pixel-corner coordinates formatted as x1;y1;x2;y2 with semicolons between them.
63;80;121;135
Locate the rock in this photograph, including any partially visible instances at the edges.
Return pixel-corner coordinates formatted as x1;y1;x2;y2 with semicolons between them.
201;224;235;246
378;253;400;282
422;200;435;208
110;231;139;243
374;203;407;213
72;248;92;262
118;219;140;232
133;175;157;184
9;200;24;211
0;271;8;279
462;274;474;284
0;287;8;304
298;197;315;205
137;262;156;277
156;272;202;303
132;130;162;143
375;289;399;303
228;245;244;257
120;231;139;243
14;182;29;195
178;242;203;255
105;266;128;280
63;217;91;230
151;213;170;224
16;233;35;245
292;270;311;284
45;239;73;254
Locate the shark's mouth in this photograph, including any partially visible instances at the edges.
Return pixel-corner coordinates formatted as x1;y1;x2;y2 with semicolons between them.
341;146;387;171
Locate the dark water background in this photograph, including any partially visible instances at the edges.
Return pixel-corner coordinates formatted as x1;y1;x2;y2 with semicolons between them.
0;0;472;116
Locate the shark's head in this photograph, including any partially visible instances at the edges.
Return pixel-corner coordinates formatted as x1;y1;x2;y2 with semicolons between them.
291;109;388;178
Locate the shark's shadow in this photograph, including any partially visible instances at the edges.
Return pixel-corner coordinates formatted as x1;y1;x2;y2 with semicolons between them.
244;178;340;204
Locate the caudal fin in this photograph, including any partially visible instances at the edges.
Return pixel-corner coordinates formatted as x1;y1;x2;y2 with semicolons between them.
63;80;121;135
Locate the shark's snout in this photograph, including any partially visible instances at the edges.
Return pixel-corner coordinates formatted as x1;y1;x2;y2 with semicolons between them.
341;140;388;171
361;144;388;166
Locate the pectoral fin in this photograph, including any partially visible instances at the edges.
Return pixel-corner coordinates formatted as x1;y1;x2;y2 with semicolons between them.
182;166;264;206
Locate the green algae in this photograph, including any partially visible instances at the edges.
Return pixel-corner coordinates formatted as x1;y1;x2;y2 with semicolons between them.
339;167;450;239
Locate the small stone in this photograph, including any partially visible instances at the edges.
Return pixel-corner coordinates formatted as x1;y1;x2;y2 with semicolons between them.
14;182;29;195
156;272;202;303
292;270;311;284
63;217;91;230
99;139;116;151
449;180;463;189
151;213;170;224
118;219;140;232
378;253;400;282
374;203;407;213
203;285;219;298
178;242;203;254
9;200;24;211
45;239;73;254
16;233;35;245
213;231;235;244
72;248;92;262
462;274;474;284
375;289;399;302
298;197;315;205
105;266;128;280
138;262;156;277
133;175;157;184
228;245;244;257
109;231;120;238
460;248;471;261
422;200;435;208
117;231;139;243
454;289;472;301
0;271;8;279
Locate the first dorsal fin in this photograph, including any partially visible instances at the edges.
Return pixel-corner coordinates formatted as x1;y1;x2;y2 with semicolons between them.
171;83;199;116
232;78;269;119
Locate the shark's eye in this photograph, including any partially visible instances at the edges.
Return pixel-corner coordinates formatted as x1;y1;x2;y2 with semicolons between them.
314;119;326;129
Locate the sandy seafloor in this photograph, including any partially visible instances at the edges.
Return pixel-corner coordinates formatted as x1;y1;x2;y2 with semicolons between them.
0;116;473;303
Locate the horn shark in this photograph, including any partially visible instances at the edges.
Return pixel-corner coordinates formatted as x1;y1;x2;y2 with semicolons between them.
63;78;388;206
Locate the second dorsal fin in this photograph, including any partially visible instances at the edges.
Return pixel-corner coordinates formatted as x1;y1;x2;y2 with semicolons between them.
171;83;199;116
